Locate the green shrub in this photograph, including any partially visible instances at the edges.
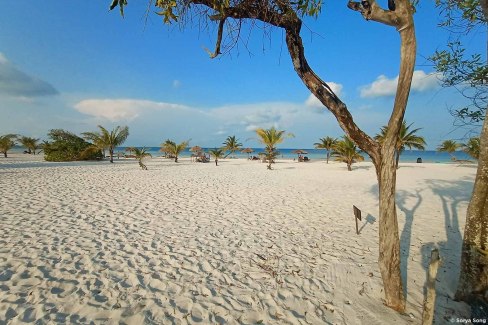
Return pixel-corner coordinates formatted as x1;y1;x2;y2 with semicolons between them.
43;129;102;162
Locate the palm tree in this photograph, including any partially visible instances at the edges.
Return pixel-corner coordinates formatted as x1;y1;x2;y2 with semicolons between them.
256;127;294;170
331;136;364;171
132;147;152;170
208;148;225;166
82;125;129;163
375;121;426;169
18;136;42;155
462;137;480;160
161;139;189;162
314;136;337;163
222;135;242;158
0;134;17;158
437;139;460;160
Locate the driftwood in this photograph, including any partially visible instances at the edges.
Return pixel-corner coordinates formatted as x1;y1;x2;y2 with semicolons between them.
422;249;441;325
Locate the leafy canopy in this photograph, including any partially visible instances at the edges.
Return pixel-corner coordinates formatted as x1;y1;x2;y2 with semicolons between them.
44;129;102;162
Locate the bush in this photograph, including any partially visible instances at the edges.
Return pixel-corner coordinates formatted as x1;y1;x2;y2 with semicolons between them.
43;129;102;162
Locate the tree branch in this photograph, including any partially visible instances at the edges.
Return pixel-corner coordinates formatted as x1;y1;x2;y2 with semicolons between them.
347;0;403;28
206;17;227;58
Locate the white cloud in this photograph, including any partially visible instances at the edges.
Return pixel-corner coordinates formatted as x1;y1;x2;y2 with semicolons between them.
209;102;301;132
74;99;188;121
360;70;441;98
70;98;339;147
305;82;343;108
0;52;58;98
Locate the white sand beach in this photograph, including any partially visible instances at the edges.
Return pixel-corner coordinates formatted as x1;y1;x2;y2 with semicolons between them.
0;154;478;324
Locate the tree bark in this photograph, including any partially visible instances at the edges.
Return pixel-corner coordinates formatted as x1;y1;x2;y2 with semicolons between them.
283;1;415;311
455;108;488;302
109;149;114;163
395;150;400;169
455;1;488;303
374;16;416;312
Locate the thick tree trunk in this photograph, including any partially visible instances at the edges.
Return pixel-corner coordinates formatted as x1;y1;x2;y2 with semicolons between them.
175;156;178;163
395;151;400;169
109;149;114;163
347;162;352;171
282;2;415;310
376;146;406;311
455;109;488;302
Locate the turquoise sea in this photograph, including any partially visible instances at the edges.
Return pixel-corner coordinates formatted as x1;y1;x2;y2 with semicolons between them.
120;147;473;164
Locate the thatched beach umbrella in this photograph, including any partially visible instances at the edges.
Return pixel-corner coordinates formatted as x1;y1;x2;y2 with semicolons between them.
292;149;308;159
190;146;203;162
241;147;254;159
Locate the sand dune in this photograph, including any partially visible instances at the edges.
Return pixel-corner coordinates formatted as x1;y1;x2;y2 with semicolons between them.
0;155;476;324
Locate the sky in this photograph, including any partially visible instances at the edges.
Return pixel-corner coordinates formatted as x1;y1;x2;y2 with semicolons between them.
0;1;485;149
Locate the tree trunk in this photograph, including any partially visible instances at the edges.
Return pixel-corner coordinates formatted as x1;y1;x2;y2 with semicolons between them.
282;3;415;310
175;156;178;163
347;162;352;171
215;159;218;166
109;149;114;163
395;150;400;169
326;152;330;164
455;109;488;302
3;152;6;158
376;144;406;311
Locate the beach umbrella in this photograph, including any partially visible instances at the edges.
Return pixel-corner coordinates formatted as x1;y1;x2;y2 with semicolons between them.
190;146;202;152
292;149;308;159
189;146;203;162
241;147;254;159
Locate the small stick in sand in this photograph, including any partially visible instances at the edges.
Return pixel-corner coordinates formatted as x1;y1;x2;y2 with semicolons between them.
422;248;441;325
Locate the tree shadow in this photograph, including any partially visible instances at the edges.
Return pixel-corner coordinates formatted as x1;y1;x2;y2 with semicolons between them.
396;189;423;300
425;178;471;285
352;165;374;171
423;178;473;321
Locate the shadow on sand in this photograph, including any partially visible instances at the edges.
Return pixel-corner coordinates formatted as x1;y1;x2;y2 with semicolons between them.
369;176;475;320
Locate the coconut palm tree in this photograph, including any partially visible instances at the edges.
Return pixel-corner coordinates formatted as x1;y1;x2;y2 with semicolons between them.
132;147;152;170
375;121;426;169
0;134;17;158
222;135;242;158
18;136;42;155
314;136;337;164
437;139;460;160
208;148;225;166
462;137;480;160
331;136;364;171
82;125;129;163
161;139;189;162
256;127;294;170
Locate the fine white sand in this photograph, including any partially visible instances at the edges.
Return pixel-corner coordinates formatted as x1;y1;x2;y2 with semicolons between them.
0;154;478;324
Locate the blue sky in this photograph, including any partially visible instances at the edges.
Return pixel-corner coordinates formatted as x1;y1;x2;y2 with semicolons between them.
0;1;485;149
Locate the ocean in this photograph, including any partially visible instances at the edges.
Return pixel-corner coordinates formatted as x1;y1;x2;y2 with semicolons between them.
120;147;473;164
